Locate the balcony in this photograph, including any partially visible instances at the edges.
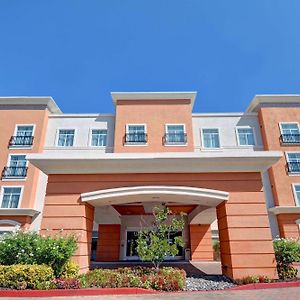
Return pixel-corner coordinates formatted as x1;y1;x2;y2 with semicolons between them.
9;136;34;147
280;134;300;144
287;161;300;173
164;133;187;145
2;167;28;179
124;133;148;144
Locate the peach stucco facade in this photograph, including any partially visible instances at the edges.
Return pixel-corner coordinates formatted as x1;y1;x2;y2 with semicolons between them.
1;92;300;280
258;107;300;238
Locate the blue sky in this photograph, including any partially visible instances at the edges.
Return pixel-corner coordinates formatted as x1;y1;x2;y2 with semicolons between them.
0;1;299;113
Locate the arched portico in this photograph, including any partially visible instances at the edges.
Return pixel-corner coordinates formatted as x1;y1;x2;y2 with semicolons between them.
82;185;229;262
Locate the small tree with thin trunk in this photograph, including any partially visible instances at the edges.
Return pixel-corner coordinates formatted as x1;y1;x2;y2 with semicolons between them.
136;206;185;270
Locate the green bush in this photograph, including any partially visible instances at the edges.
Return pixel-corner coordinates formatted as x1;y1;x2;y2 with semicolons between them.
82;267;186;291
0;264;54;290
0;231;77;277
273;238;300;279
212;240;220;261
60;261;80;279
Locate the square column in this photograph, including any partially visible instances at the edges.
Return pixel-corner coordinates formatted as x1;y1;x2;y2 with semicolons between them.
217;193;278;280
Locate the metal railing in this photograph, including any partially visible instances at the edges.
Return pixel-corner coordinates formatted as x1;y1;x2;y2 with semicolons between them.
280;134;300;144
9;136;34;147
124;133;148;144
2;166;28;178
164;133;187;144
287;161;300;173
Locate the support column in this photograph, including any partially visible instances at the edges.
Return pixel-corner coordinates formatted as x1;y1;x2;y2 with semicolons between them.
41;194;94;272
217;193;278;280
96;224;121;261
189;224;214;261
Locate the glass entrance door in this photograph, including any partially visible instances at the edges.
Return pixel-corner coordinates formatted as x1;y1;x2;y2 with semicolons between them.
125;230;184;260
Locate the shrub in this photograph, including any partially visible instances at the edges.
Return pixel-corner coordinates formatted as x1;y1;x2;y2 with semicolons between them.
212;240;220;261
54;278;81;289
0;231;77;277
0;264;54;290
235;275;272;285
82;267;186;291
60;261;80;279
273;238;300;279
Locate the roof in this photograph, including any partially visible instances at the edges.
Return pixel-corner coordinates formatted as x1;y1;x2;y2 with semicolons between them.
246;94;300;112
111;91;197;108
0;96;62;114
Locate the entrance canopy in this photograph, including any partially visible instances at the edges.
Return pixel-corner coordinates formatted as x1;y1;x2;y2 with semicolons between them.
81;185;229;207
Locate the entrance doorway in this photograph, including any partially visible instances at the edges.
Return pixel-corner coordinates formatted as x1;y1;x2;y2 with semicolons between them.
125;229;184;260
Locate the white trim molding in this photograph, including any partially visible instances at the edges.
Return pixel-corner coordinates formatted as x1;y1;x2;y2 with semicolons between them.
0;208;40;217
27;151;282;175
111;92;197;108
268;206;300;215
81;185;229;207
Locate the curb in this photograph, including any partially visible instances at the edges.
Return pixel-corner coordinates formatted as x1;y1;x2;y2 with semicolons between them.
0;281;299;297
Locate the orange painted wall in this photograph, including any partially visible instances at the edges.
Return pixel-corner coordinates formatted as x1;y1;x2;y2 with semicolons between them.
114;99;194;152
96;225;121;261
42;171;277;279
277;214;300;239
258;107;300;238
40;193;94;272
0;108;49;226
189;224;213;261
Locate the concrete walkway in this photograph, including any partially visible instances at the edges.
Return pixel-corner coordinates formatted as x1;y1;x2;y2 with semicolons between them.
1;287;298;300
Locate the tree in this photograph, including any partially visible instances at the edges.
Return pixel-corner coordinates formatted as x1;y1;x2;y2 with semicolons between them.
136;205;185;270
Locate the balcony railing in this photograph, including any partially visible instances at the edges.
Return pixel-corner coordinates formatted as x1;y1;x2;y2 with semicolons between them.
287;161;300;173
2;166;28;178
124;133;148;144
280;134;300;144
9;136;34;147
164;133;187;145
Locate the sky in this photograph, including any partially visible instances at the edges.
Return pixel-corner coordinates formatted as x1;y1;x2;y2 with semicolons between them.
0;0;299;113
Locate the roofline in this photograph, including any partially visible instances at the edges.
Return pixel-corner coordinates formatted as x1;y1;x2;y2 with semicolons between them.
192;112;258;117
246;94;300;112
0;96;62;114
111;91;197;108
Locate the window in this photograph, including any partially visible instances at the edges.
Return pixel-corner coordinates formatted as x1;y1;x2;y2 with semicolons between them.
202;128;220;148
165;125;186;144
57;129;75;147
236;127;255;146
10;125;34;147
91;129;107;147
2;155;27;178
125;125;147;144
293;185;300;206
1;187;22;208
287;153;300;173
280;123;300;144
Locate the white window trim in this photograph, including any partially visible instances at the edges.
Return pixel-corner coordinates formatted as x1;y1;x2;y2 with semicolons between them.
124;124;148;146
55;128;76;147
200;127;222;150
164;124;187;146
10;124;36;149
88;128;108;148
279;122;300;134
0;186;24;209
285;151;300;176
292;184;300;207
235;126;257;147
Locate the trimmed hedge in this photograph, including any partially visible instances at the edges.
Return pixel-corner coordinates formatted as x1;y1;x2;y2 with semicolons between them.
0;264;54;290
82;267;186;291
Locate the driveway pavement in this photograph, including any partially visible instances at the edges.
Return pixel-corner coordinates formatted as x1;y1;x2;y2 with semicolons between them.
1;287;298;300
